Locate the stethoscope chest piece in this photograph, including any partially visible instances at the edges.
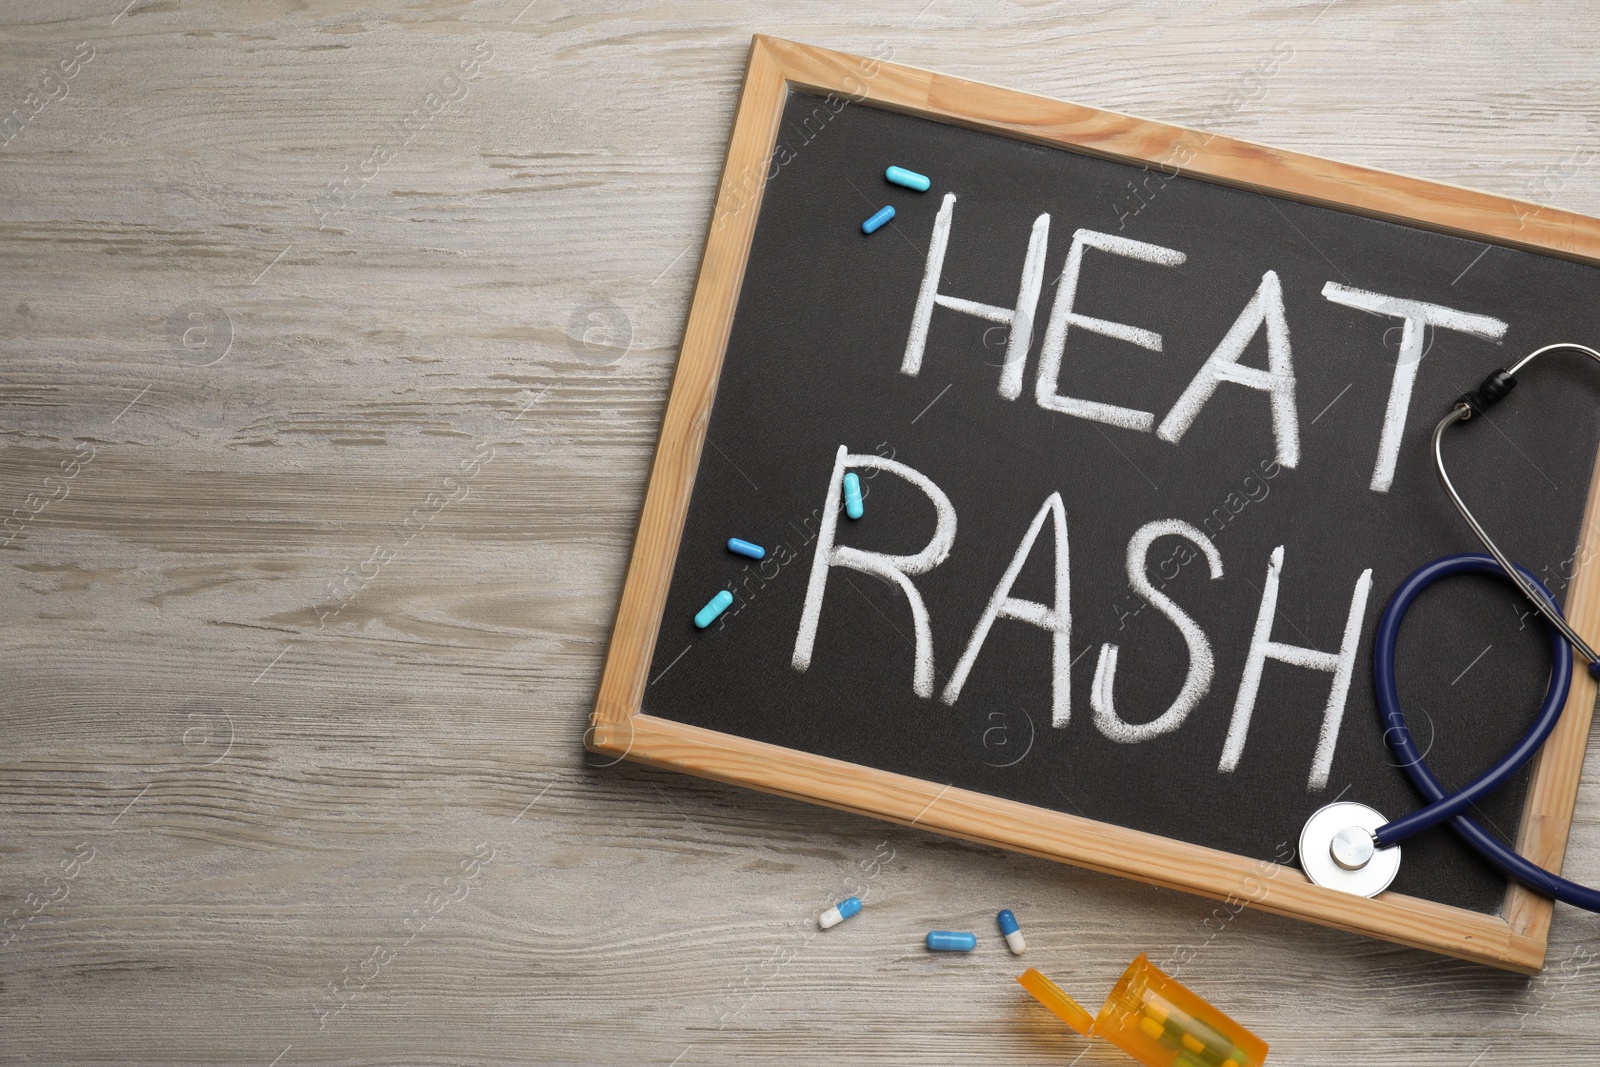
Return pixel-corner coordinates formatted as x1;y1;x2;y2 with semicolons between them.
1300;801;1401;898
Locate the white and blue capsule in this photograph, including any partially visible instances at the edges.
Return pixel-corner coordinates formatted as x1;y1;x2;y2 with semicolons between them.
819;896;862;929
997;909;1026;955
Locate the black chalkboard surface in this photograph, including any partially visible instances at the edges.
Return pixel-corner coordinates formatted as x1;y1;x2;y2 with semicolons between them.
593;37;1600;970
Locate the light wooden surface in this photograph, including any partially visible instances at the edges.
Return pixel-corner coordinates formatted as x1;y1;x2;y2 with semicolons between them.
5;1;1600;1063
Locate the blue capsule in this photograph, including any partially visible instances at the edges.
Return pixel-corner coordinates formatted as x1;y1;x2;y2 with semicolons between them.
926;930;977;952
819;896;861;929
861;205;895;234
997;909;1026;955
727;537;765;560
885;166;931;192
694;589;733;629
843;472;864;519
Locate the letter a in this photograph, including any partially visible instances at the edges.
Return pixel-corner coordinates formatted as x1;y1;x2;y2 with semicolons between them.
1158;271;1300;468
940;493;1071;726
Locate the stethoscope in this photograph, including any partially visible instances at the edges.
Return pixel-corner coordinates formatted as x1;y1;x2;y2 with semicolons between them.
1301;343;1600;907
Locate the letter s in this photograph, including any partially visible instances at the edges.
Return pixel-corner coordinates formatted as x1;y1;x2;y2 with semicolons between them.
1092;521;1223;743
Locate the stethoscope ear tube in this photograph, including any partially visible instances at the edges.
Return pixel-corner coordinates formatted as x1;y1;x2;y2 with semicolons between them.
1374;553;1600;911
1434;343;1600;675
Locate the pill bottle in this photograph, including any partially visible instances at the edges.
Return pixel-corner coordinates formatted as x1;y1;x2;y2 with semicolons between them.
1091;955;1267;1067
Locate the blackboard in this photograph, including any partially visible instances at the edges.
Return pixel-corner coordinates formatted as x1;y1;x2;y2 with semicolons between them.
590;37;1600;973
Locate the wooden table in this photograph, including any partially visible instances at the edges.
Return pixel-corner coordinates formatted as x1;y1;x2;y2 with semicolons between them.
4;2;1599;1063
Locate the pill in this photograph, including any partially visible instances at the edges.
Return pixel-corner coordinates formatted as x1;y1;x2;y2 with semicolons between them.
996;909;1026;954
1139;1013;1184;1050
1174;1014;1236;1061
843;472;864;519
694;589;733;628
925;930;977;951
861;205;895;234
819;896;862;929
727;537;765;560
885;165;931;192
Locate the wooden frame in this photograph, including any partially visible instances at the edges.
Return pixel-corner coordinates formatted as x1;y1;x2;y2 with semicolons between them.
588;34;1600;974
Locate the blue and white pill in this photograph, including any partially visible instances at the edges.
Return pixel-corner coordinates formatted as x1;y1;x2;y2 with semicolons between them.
926;930;977;952
861;205;895;234
885;166;931;192
843;472;864;519
694;589;733;629
727;537;765;560
819;896;862;929
997;909;1026;955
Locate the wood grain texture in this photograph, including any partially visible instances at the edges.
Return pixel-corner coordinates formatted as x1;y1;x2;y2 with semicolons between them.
5;0;1600;1063
591;716;1550;972
1505;446;1600;948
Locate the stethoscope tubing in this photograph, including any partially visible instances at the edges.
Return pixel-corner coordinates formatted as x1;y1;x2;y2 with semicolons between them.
1373;553;1600;910
1432;401;1600;670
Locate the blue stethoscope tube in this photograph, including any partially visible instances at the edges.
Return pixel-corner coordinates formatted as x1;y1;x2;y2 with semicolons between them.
1373;552;1600;910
